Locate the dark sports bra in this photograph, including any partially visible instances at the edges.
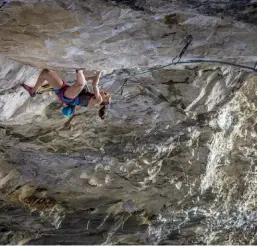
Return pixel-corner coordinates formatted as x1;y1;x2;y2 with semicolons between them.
78;90;94;107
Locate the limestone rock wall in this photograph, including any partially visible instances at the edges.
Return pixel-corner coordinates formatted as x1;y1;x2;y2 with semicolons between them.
0;0;256;245
0;0;256;70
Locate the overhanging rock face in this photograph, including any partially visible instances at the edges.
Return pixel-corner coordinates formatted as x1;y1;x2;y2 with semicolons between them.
0;0;256;70
0;0;257;245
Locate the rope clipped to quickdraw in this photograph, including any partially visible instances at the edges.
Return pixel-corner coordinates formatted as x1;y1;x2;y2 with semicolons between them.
0;0;11;10
130;35;193;78
178;35;193;62
168;35;194;66
119;34;257;96
119;34;193;96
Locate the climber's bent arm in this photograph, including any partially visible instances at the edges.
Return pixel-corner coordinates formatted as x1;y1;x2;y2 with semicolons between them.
87;88;102;107
92;71;102;102
88;71;103;107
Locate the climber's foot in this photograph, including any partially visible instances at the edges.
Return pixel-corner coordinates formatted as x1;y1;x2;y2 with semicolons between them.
22;84;36;97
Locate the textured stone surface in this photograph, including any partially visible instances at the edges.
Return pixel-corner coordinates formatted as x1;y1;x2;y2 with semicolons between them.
0;0;257;245
0;0;256;70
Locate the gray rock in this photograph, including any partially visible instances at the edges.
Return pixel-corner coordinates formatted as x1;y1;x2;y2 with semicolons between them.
0;0;256;245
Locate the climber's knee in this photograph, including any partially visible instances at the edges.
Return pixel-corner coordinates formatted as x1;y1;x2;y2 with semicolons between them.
42;69;58;80
76;73;87;86
40;69;50;78
42;69;50;74
77;79;86;86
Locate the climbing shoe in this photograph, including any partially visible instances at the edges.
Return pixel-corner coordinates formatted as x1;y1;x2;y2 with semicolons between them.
22;84;36;97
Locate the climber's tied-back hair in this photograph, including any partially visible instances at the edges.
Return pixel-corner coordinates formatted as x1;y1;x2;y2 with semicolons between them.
98;92;111;120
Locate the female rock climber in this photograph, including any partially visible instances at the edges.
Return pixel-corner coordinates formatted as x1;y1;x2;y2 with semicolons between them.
22;69;111;119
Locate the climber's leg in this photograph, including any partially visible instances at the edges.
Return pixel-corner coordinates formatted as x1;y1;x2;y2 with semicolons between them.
64;70;87;99
22;69;63;97
33;69;64;91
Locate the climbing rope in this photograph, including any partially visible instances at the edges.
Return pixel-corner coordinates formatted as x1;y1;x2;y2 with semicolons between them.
70;34;256;97
117;59;256;96
117;35;256;96
132;33;256;77
134;59;257;76
140;35;193;75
